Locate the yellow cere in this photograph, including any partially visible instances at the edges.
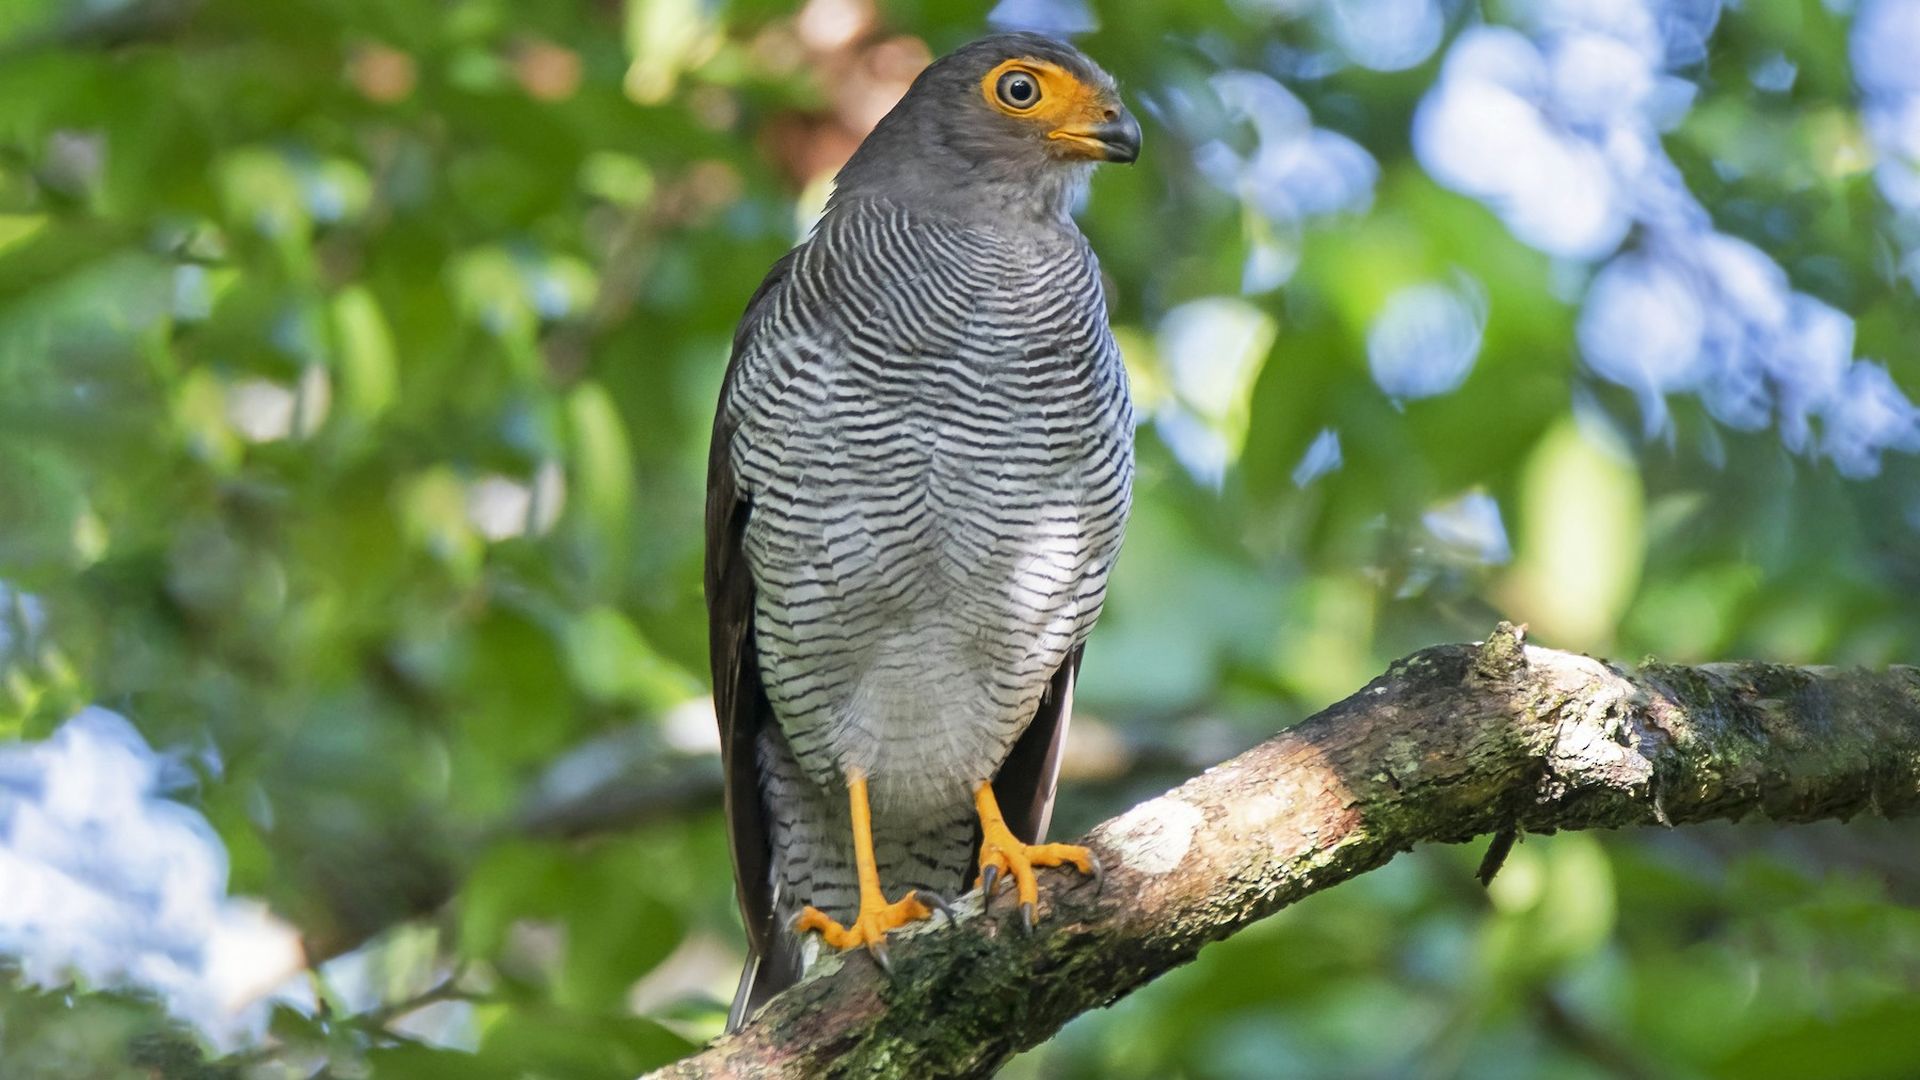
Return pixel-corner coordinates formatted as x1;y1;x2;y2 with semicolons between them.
979;58;1116;159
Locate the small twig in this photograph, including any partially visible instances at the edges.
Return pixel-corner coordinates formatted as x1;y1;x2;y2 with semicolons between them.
1475;825;1519;886
357;967;479;1030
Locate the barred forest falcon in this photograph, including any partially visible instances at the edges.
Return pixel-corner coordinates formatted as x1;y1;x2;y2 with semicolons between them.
706;32;1140;1030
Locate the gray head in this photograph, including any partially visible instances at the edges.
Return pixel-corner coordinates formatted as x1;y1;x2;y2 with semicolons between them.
828;32;1141;226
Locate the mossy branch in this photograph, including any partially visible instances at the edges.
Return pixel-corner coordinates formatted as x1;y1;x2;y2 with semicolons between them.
646;625;1920;1080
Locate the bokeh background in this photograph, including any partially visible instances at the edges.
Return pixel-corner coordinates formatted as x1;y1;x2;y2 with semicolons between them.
2;0;1919;1075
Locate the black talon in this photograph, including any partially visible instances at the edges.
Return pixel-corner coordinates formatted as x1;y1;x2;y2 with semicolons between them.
867;939;893;977
980;865;1000;910
1018;901;1035;935
1086;851;1105;893
921;890;955;924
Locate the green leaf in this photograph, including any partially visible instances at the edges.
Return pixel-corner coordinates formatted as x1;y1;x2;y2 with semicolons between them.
1499;419;1645;651
370;1044;516;1080
331;285;398;425
478;1009;696;1079
562;605;698;707
1714;1000;1920;1080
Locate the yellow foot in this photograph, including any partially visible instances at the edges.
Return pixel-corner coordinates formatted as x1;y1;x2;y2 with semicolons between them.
794;891;944;972
974;783;1102;931
795;772;953;974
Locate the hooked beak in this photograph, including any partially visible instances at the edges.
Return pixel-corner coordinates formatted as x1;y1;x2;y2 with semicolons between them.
1050;107;1142;164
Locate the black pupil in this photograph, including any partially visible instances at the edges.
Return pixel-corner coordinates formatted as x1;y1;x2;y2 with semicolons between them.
1003;73;1036;105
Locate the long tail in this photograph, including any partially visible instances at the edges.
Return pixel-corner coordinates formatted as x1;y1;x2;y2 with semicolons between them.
726;881;801;1033
725;939;802;1031
725;951;761;1033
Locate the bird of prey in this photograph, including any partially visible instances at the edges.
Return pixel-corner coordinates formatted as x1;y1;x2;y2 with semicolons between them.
706;31;1139;1030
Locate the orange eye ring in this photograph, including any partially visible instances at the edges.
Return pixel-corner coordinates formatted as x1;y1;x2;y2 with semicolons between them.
995;68;1042;111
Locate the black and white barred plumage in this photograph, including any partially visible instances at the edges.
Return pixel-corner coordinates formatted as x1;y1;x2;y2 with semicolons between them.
706;31;1136;1029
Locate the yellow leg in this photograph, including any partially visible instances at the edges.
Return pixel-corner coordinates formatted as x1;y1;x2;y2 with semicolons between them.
973;781;1098;927
794;772;940;967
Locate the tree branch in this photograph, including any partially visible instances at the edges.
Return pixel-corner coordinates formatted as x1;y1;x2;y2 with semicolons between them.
299;743;722;965
647;625;1920;1080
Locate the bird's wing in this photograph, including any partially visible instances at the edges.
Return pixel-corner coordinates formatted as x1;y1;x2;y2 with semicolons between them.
992;645;1082;846
706;246;803;1026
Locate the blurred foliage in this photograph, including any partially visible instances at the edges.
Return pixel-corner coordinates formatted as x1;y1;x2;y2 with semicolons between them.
0;0;1917;1076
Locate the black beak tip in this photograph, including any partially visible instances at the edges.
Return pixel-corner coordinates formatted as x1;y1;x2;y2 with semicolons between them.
1100;113;1142;164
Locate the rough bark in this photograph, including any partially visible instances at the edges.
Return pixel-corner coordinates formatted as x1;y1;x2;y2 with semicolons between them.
647;625;1920;1080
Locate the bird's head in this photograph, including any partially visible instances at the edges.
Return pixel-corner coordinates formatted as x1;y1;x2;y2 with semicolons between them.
830;33;1141;224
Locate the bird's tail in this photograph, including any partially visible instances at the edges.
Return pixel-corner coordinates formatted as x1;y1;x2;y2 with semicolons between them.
727;877;802;1033
725;940;803;1033
725;952;760;1033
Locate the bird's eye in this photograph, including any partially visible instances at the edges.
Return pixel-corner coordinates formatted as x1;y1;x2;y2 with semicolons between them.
996;70;1041;110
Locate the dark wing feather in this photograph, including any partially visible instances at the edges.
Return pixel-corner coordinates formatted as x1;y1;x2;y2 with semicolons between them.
992;645;1083;846
707;248;801;1030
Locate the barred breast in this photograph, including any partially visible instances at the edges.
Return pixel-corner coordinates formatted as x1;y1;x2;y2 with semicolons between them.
724;198;1133;811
